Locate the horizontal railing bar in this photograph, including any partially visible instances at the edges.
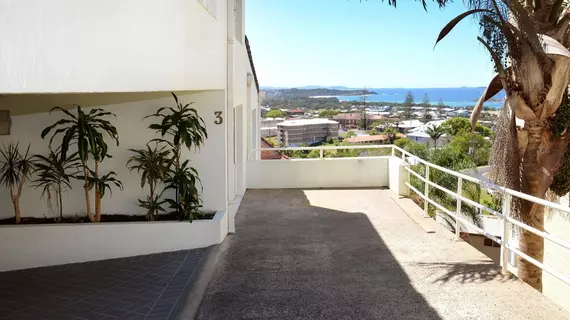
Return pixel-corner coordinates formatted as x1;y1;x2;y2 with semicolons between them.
256;145;392;151
394;145;570;214
506;244;570;286
403;157;570;251
405;166;425;181
407;171;570;251
407;182;503;244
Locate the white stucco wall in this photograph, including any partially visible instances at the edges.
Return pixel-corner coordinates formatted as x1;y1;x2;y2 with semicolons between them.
0;91;227;219
0;210;227;271
247;157;390;189
543;195;570;312
0;0;227;93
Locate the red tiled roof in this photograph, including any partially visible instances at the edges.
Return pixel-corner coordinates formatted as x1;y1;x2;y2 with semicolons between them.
260;137;289;160
345;135;389;143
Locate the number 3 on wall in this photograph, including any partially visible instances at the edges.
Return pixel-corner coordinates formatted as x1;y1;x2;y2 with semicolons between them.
214;111;223;125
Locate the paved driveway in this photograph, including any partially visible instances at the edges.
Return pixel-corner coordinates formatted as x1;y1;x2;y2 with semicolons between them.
196;189;570;320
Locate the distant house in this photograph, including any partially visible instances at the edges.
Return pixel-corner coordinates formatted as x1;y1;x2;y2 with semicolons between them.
396;120;424;133
333;113;385;129
285;108;305;116
345;135;389;145
447;109;471;117
345;133;406;145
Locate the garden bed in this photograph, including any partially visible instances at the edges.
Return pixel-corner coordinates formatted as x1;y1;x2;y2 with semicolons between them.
0;212;215;225
0;210;228;272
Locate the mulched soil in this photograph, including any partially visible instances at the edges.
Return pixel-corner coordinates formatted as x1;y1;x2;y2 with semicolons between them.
0;212;215;225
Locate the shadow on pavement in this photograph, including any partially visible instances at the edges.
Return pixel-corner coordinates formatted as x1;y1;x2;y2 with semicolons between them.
196;189;443;320
414;261;515;285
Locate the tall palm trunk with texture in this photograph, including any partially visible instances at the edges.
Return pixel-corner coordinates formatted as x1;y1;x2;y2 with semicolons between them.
94;160;101;222
82;165;95;222
10;187;21;224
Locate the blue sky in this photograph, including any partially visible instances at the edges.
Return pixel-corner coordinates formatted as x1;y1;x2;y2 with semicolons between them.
245;0;495;88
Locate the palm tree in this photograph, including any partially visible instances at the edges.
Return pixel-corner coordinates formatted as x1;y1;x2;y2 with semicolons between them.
145;93;208;221
41;106;120;222
0;142;35;224
384;127;399;144
426;124;444;149
127;143;171;220
32;149;81;222
433;0;570;290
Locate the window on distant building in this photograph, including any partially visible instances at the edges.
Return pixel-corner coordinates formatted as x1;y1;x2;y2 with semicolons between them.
196;0;217;18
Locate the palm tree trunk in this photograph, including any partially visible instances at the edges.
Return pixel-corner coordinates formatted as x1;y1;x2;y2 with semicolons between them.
516;118;569;291
149;182;155;221
58;183;63;222
94;160;101;222
82;165;95;222
10;186;20;224
518;203;545;291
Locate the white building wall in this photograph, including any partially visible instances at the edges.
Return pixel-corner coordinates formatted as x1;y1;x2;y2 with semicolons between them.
247;157;390;189
0;0;227;93
0;91;228;219
543;195;570;312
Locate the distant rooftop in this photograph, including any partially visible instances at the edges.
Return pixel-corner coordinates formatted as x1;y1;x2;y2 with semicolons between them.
277;118;339;127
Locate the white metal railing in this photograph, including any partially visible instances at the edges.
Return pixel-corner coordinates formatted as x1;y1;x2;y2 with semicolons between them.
392;145;570;286
249;144;570;287
249;144;393;160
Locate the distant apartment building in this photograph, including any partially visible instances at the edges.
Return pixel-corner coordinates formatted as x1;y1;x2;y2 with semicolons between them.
278;119;339;146
260;117;285;137
333;113;385;129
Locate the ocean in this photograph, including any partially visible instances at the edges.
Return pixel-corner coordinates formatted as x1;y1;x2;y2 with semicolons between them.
335;87;505;108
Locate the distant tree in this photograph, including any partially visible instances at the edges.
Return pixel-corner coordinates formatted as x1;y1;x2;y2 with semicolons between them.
422;93;431;121
319;109;339;118
426;124;444;149
265;109;286;118
437;99;445;116
345;131;357;138
384;127;399;144
403;91;414;120
448;132;492;166
440;117;492;137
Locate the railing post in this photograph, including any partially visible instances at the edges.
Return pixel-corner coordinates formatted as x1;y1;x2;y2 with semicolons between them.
401;150;405;161
319;148;324;159
391;146;395;157
455;177;463;240
423;165;430;217
501;192;512;274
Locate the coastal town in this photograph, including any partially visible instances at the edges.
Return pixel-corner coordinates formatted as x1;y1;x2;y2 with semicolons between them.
259;89;498;150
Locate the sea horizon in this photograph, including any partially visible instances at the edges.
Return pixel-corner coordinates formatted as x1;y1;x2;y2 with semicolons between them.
265;86;506;109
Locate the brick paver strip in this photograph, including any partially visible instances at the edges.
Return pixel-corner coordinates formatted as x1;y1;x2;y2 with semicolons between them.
0;248;203;320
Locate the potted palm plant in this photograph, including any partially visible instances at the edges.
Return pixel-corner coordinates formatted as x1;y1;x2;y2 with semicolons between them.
127;143;171;221
32;148;81;222
145;92;207;221
41;106;121;222
0;142;35;224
